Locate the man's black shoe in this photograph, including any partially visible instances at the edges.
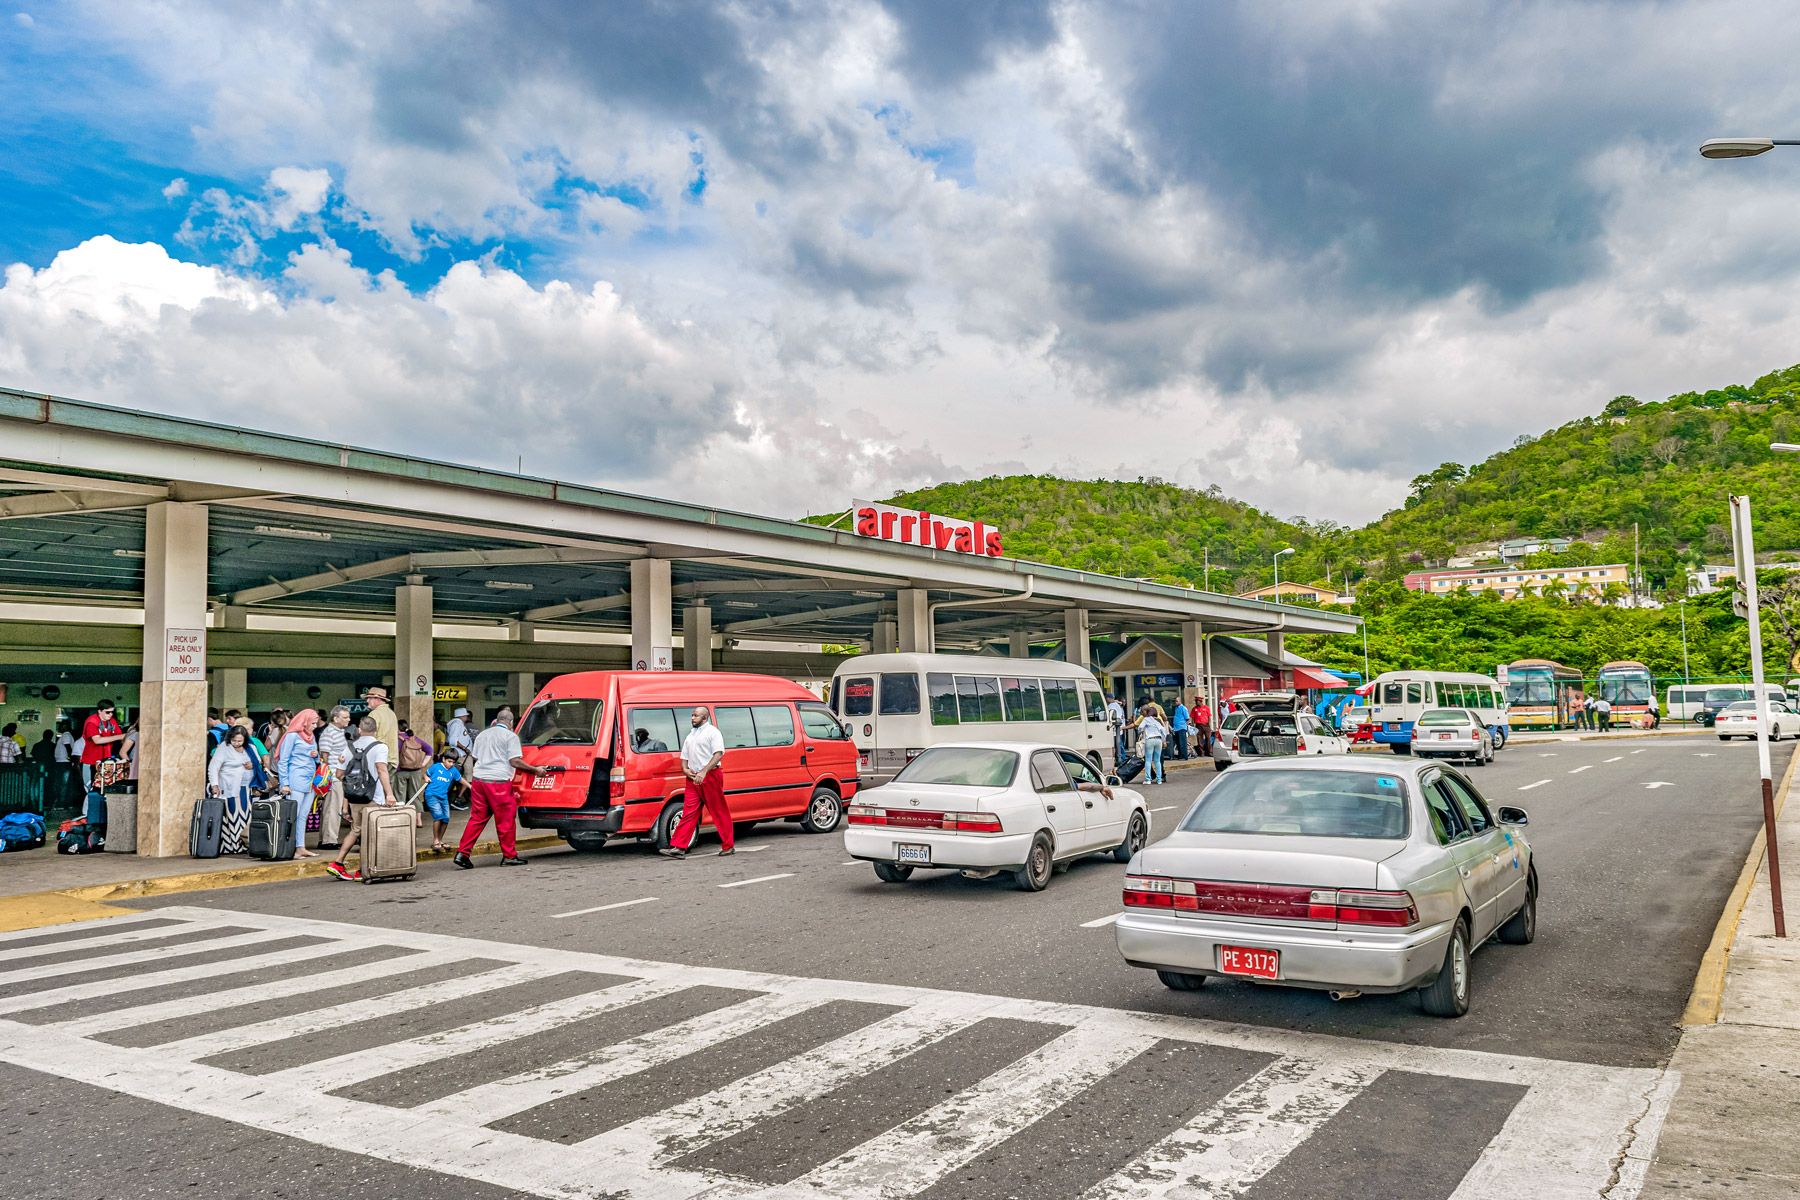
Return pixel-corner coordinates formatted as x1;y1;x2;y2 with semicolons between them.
500;856;527;866
659;847;687;859
452;852;473;870
717;847;735;856
318;842;340;850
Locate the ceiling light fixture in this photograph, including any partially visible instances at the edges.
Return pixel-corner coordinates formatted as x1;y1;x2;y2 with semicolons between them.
111;548;146;559
723;599;760;608
484;580;534;591
253;524;332;541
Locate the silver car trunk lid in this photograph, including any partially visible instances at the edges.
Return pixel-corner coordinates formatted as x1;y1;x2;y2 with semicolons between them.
1143;831;1406;890
858;783;1007;812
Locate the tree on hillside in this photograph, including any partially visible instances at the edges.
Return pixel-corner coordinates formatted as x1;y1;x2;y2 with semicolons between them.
1756;572;1800;676
1604;395;1641;417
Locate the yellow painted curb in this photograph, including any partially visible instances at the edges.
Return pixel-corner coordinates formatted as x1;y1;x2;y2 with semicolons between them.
1681;749;1798;1026
0;833;563;931
0;891;138;934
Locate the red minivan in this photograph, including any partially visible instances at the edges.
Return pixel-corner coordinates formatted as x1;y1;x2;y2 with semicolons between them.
514;671;860;852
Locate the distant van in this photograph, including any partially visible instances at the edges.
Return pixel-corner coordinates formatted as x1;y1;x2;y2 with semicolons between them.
514;671;861;852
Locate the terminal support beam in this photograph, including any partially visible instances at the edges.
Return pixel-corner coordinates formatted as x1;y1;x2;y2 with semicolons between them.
683;604;714;671
896;589;931;654
630;559;673;671
1064;609;1091;669
1182;621;1203;705
210;605;249;712
871;619;897;655
395;576;434;734
138;502;210;857
506;620;536;712
1008;631;1031;657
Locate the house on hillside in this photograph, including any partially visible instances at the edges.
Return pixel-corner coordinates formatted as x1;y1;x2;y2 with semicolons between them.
1689;562;1800;596
1498;536;1573;562
1405;562;1630;601
1235;580;1350;605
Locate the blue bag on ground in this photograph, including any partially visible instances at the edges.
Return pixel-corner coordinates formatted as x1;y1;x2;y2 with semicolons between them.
0;811;46;852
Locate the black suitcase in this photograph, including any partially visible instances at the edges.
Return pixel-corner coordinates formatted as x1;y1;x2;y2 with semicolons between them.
1116;753;1146;784
247;797;297;862
190;797;225;858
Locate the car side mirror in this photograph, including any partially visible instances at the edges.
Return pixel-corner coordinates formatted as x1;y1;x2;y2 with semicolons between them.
1103;774;1122;787
1496;806;1529;826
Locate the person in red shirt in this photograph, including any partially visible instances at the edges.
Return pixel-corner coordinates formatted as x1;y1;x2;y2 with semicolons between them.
1191;695;1214;758
80;699;125;790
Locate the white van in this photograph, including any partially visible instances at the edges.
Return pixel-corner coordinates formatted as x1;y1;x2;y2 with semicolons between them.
829;653;1112;784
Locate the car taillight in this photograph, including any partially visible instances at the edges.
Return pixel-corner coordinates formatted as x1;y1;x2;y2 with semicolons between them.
1296;736;1308;751
947;811;1001;832
1319;888;1418;927
1126;878;1417;927
608;766;626;800
846;807;999;832
847;805;886;825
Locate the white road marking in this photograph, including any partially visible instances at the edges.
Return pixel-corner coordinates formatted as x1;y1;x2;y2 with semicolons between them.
0;905;1670;1200
841;860;861;865
0;929;292;987
731;845;770;852
1518;780;1551;791
1693;752;1716;758
1538;752;1558;757
717;873;795;888
1604;756;1623;763
1151;805;1177;812
551;896;658;919
1081;914;1122;928
0;938;376;1017
1644;782;1675;790
1086;1057;1380;1200
1633;749;1649;754
1569;765;1593;774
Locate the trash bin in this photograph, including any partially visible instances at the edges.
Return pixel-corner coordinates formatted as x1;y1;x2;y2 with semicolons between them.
103;792;137;853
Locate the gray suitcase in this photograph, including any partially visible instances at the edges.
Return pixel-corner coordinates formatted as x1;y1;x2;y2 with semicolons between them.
360;805;417;883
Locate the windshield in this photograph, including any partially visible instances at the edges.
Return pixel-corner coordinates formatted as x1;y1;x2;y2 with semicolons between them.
1179;769;1409;839
517;697;605;747
1505;672;1557;704
1707;687;1748;706
892;747;1019;788
1417;709;1472;726
1600;672;1653;705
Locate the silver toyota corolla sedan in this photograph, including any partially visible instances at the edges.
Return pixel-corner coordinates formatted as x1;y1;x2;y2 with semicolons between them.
1114;756;1536;1017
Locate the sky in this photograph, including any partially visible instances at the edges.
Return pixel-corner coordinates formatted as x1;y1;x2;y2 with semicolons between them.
6;1;1800;527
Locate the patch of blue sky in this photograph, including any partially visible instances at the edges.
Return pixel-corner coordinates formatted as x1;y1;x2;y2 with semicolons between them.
862;100;975;186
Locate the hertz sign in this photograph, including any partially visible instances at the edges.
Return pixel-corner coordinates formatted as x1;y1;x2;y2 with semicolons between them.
853;500;1004;558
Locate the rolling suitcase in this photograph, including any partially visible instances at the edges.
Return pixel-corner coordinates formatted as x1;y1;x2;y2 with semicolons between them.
247;797;297;862
360;805;417;883
190;797;225;859
1116;752;1146;784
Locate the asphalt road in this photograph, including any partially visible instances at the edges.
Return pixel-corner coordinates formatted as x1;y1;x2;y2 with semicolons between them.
0;731;1782;1199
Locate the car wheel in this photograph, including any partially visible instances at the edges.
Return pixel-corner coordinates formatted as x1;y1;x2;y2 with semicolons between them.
1492;728;1508;750
799;785;842;834
1419;918;1471;1018
1719;735;1731;742
1498;871;1537;945
563;831;608;853
873;861;912;883
1114;810;1148;863
1013;831;1054;892
653;800;685;850
1156;969;1207;991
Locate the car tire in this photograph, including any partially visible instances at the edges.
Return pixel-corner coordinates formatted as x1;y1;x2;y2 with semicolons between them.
1419;919;1471;1018
653;800;685;850
563;831;608;853
1156;969;1207;991
1719;735;1730;742
873;861;912;883
1498;871;1537;945
1014;832;1054;892
800;785;842;834
1493;728;1508;750
1114;810;1148;863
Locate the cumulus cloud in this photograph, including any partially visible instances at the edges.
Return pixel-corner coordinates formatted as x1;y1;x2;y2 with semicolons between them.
11;0;1800;525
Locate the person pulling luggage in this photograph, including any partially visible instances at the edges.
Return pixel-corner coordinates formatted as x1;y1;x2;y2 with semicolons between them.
452;709;548;869
325;715;396;882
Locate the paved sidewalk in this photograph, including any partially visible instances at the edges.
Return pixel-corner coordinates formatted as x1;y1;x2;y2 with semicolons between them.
1642;772;1800;1195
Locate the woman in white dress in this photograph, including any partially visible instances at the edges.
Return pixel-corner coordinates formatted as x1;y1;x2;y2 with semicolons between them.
207;725;258;854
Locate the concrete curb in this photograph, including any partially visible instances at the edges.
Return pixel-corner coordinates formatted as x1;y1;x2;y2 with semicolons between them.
1680;750;1798;1027
0;832;563;932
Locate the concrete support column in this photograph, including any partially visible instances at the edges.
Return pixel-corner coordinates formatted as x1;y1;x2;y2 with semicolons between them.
395;575;434;734
138;502;210;857
210;604;248;712
682;604;714;671
1266;631;1286;682
872;619;898;655
506;619;536;711
1181;621;1203;705
896;588;931;654
631;558;674;671
1007;631;1031;658
1063;609;1090;668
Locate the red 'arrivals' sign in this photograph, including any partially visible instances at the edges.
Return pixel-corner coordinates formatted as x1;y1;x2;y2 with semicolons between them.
853;501;1004;558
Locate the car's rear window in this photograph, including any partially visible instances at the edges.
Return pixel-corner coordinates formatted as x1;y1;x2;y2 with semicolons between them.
1416;709;1471;726
1179;770;1409;839
518;698;605;747
893;747;1018;788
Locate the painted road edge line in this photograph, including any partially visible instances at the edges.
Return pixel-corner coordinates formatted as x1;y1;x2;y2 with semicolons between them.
1569;765;1594;774
1604;756;1624;763
1518;780;1551;791
718;873;795;889
1681;744;1798;1026
551;897;659;920
1081;914;1122;928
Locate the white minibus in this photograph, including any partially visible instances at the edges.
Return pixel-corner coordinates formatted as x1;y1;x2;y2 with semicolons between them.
1368;670;1510;753
829;653;1112;784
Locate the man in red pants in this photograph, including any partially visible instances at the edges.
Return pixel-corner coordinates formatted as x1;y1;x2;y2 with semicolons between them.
452;709;549;869
662;705;732;858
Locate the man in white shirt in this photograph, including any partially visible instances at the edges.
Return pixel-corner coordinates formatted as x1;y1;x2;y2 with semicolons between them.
453;709;548;869
445;706;475;808
316;705;353;849
326;715;398;882
662;706;732;859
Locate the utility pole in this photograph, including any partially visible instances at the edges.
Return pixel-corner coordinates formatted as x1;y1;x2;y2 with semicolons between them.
1203;546;1211;592
1679;599;1690;685
1633;521;1642;606
1731;495;1786;936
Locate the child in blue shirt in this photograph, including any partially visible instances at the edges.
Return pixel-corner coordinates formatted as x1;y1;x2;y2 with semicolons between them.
422;750;463;852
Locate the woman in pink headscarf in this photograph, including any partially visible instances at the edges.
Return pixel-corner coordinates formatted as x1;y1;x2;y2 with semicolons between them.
273;708;322;858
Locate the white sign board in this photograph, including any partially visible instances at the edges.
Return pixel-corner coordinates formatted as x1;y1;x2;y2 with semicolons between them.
165;628;206;681
651;646;674;672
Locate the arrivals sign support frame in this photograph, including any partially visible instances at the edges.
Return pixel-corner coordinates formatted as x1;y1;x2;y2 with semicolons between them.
1730;494;1787;937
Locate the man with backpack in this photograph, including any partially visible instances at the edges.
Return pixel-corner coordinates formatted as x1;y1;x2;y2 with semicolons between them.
325;715;397;882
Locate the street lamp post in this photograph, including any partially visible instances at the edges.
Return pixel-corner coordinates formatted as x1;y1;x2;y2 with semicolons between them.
1700;138;1800;158
1273;546;1295;594
1678;598;1690;686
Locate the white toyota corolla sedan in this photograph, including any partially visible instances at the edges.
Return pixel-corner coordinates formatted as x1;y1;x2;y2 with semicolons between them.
845;742;1150;892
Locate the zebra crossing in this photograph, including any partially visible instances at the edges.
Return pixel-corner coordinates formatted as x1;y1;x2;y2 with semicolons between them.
0;907;1671;1199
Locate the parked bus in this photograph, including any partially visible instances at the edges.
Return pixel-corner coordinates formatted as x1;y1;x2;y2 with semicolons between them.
1504;659;1582;730
1596;660;1656;722
829;653;1112;783
1368;670;1510;753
